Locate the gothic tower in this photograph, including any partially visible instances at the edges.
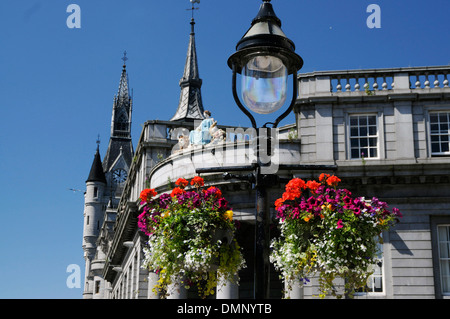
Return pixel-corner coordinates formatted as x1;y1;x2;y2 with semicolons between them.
103;52;134;203
82;54;134;298
170;17;205;122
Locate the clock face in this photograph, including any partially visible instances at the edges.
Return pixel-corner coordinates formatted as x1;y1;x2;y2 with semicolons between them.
112;168;127;184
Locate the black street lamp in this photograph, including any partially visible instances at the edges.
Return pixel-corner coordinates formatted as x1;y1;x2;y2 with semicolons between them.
227;0;303;299
196;0;334;299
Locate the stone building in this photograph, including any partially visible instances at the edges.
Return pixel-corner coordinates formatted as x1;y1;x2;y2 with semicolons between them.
81;14;450;298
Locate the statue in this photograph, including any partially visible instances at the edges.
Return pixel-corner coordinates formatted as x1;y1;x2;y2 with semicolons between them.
189;110;214;145
177;135;190;150
209;121;226;145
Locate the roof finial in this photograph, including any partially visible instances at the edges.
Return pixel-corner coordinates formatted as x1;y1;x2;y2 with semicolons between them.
121;51;128;67
96;134;101;149
187;0;200;19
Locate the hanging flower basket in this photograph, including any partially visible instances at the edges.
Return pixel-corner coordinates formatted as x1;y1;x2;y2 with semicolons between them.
137;176;245;298
270;174;402;298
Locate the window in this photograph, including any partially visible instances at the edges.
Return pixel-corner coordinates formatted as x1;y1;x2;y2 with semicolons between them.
95;280;100;294
430;112;450;155
349;115;378;159
437;225;450;294
355;239;384;295
93;187;98;198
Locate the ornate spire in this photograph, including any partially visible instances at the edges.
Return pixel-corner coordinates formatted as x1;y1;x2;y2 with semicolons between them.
111;51;132;138
170;12;205;122
103;53;134;173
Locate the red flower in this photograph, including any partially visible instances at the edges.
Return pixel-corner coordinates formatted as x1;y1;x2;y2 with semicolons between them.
275;198;285;209
319;173;330;182
326;175;341;187
206;186;222;198
191;176;204;187
306;180;321;192
286;178;306;192
170;187;185;198
139;188;157;202
175;178;189;188
282;191;298;201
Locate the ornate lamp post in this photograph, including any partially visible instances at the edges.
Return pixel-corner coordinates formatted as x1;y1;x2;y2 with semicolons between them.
227;0;303;299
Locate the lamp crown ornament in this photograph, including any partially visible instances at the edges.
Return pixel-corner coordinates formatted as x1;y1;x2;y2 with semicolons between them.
228;0;303;118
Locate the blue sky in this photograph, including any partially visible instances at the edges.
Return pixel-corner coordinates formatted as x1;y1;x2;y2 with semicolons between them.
0;0;448;299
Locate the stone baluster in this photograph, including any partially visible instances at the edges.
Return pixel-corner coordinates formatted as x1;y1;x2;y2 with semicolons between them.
382;76;388;90
336;77;342;92
444;73;449;88
424;73;430;89
372;76;379;90
433;73;440;89
345;77;351;91
354;76;360;91
415;74;421;89
364;76;370;92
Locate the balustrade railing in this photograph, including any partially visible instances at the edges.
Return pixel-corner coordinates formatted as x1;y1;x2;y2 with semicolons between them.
298;66;450;97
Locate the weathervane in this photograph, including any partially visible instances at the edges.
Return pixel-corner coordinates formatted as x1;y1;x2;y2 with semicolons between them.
187;0;200;19
122;51;128;66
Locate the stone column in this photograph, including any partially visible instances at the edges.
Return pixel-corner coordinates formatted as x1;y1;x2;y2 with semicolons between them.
147;272;160;299
216;275;239;299
284;278;304;299
166;277;188;299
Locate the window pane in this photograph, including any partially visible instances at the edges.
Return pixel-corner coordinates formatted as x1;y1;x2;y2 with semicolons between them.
361;148;368;157
360;138;368;147
351;138;359;147
350;117;358;126
442;142;449;153
350;127;359;137
373;276;383;292
432;142;441;153
431;135;440;142
369;138;377;147
430;115;438;125
359;127;368;136
369;148;377;158
368;116;377;125
369;126;377;136
351;149;360;159
430;124;439;133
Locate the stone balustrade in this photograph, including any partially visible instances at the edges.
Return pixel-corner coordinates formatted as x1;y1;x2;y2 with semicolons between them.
298;65;450;98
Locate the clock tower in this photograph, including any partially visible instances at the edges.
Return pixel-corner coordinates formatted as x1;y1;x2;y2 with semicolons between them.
102;52;134;201
82;54;134;298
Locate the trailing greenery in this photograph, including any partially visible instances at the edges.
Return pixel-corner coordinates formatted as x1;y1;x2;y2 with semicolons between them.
271;174;402;298
138;177;245;298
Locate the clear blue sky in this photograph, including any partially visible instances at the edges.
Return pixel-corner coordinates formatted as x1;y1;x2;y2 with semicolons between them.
0;0;448;299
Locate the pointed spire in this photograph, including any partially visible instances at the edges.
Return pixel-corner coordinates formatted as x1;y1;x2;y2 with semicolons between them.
117;51;130;102
86;141;107;184
103;53;135;173
170;15;205;122
111;52;132;138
